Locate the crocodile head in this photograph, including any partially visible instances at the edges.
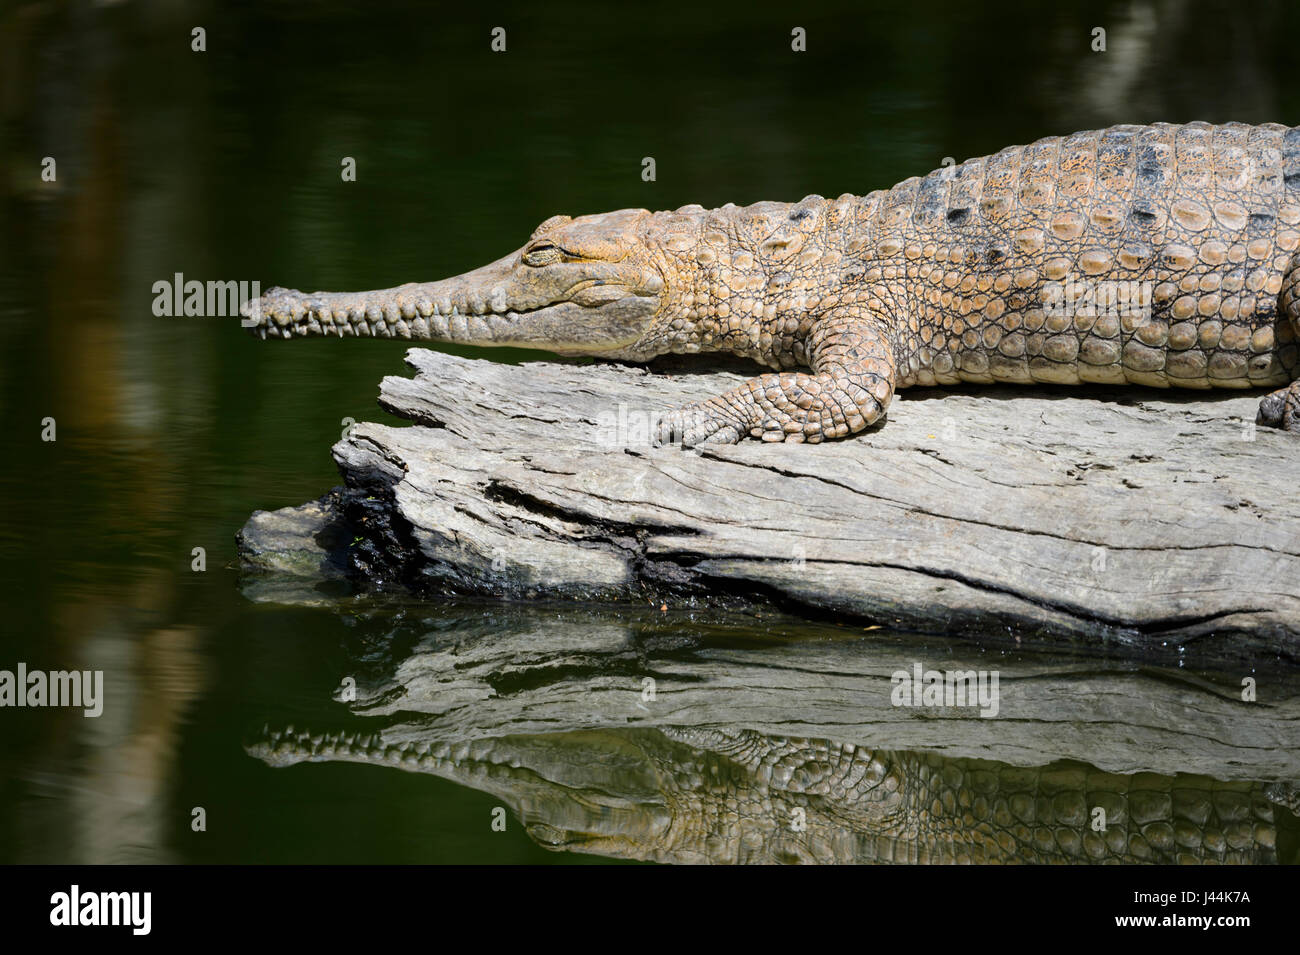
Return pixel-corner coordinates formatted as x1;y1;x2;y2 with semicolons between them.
246;724;680;859
242;209;673;358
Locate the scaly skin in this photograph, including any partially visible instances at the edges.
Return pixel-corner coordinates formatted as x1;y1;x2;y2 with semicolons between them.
243;122;1300;444
247;724;1298;864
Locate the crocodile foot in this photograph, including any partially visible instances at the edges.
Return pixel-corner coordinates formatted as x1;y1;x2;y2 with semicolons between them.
655;401;749;447
1257;381;1300;432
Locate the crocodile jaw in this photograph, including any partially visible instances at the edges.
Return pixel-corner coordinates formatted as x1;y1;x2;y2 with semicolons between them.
245;285;660;356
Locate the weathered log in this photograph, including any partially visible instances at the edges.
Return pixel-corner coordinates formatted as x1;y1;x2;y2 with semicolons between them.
238;348;1300;662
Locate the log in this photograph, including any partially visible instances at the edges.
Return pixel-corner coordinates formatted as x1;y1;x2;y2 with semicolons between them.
238;348;1300;662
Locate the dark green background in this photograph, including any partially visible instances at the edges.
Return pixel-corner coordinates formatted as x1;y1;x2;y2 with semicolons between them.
1;0;1297;863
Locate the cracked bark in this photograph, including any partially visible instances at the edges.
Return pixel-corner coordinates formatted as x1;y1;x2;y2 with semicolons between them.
237;349;1300;661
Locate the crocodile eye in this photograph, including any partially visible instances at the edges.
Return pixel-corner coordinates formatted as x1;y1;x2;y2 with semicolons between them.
523;241;564;267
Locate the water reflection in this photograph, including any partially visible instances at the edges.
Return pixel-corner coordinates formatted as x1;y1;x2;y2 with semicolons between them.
251;724;1296;864
248;606;1300;864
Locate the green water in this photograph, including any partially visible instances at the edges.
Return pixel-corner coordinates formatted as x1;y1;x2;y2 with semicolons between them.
2;0;1299;864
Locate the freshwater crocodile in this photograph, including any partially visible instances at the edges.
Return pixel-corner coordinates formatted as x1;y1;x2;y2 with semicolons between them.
248;723;1299;864
244;121;1300;444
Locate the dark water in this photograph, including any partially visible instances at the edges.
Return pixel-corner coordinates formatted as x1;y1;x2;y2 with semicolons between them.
2;0;1299;864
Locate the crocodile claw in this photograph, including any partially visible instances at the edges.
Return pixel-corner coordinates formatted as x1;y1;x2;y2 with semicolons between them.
655;406;746;448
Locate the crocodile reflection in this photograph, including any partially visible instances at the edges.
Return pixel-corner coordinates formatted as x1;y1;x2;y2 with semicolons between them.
249;723;1298;864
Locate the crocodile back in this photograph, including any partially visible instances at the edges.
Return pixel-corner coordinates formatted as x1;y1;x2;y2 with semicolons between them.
860;122;1300;390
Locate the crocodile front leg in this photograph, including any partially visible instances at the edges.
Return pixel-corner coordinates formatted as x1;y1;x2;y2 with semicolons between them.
656;312;897;446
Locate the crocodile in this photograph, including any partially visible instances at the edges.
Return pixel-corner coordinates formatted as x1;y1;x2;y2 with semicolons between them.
244;121;1300;444
248;723;1300;864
